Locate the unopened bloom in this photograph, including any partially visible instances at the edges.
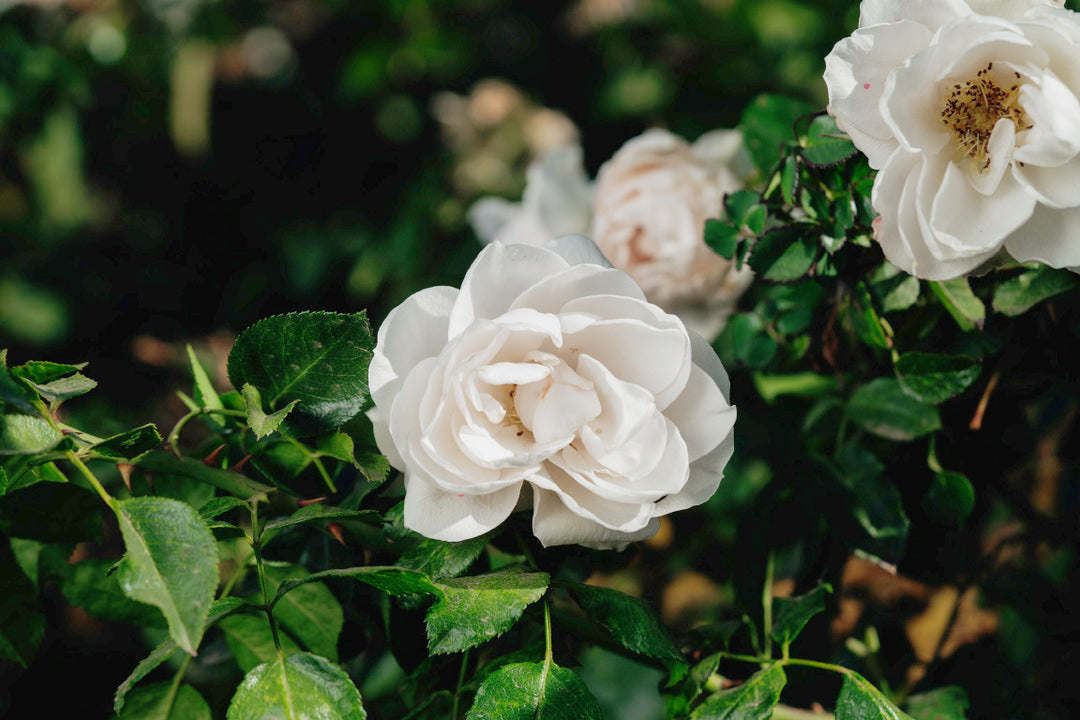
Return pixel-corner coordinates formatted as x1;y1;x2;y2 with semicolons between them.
825;0;1080;279
469;129;754;339
368;237;736;548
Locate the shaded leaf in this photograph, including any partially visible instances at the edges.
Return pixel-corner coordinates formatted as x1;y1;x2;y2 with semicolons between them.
398;531;492;580
835;671;914;720
869;263;920;313
114;497;219;655
219;613;303;672
0;366;39;414
25;373;97;406
428;569;549;654
227;311;375;435
262;563;343;661
187;345;224;412
748;226;818;282
690;664;786;719
135;452;271;500
0;556;45;667
198;496;248;520
565;582;683;664
923;471;975;529
120;682;211;720
930;279;984;332
802;115;857;166
905;686;970;720
848;379;941;441
835;447;910;565
260;503;380;545
992;265;1076;316
0;481;102;542
61;558;168;627
739;94;815;174
466;661;602;720
895;353;980;405
11;360;85;385
850;283;890;350
770;584;832;648
241;383;297;440
273;566;440;605
0;414;63;455
227;652;367;720
90;424;163;460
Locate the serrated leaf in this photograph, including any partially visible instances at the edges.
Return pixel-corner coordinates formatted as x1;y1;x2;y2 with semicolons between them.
241;383;297;440
0;366;40;413
187;345;224;411
466;661;602;720
260;503;381;545
261;563;343;661
835;671;914;719
835;447;910;565
25;373;97;406
905;686;970;719
869;262;920;313
120;682;211;720
317;431;357;465
198;496;248;520
114;597;248;714
929;279;984;332
90;424;163;460
0;481;102;542
227;311;375;435
992;265;1076;316
748;226;818;282
0;414;63;455
11;360;85;384
0;556;45;667
739;94;815;174
690;664;786;719
895;353;980;404
770;584;831;648
114;497;219;655
219;613;303;672
398;531;492;580
719;314;778;368
61;558;168;627
923;471;975;529
848;379;942;441
705;219;740;259
273;566;440;605
565;582;683;664
427;569;549;654
135;452;271;500
228;652;367;720
801;115;857;166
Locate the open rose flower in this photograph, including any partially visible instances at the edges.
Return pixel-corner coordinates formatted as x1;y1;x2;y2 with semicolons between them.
368;237;736;548
469;129;755;340
824;0;1080;279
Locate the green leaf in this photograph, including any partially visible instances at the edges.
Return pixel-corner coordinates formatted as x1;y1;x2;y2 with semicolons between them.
739;94;815;174
0;482;102;542
262;563;343;661
565;582;683;664
748;226;818;282
752;373;838;404
895;353;980;404
228;652;367;720
260;503;380;545
316;431;358;465
11;360;86;385
120;682;211;720
770;584;831;648
905;686;970;719
398;531;492;580
227;311;375;435
135;452;272;500
466;661;602;720
114;597;247;714
992;265;1076;316
0;556;45;667
25;372;97;406
241;383;298;440
114;497;219;655
719;314;778;368
273;566;440;604
835;671;914;720
801;115;857;166
187;345;224;411
0;366;41;414
0;414;63;455
690;664;786;719
705;219;741;259
835;447;910;565
198;496;248;520
90;424;163;460
850;283;890;350
923;471;975;528
929;279;984;332
428;569;550;654
219;613;303;672
848;379;942;441
61;558;168;627
868;263;920;313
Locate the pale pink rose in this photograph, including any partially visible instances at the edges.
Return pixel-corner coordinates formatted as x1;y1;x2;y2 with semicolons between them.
368;237;736;549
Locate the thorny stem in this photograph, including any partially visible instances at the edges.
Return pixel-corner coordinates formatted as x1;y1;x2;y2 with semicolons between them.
250;501;283;650
167;406;247;456
451;648;471;720
66;451;115;509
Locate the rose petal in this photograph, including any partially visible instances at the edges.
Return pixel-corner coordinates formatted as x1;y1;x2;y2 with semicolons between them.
531;487;661;549
663;364;736;463
1004;203;1080;267
511;264;645;316
930;160;1037;258
404;474;522;542
858;0;970;30
654;428;735;516
1014;70;1080;167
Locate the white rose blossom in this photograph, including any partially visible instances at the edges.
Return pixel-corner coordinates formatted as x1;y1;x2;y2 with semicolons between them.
469;128;755;340
824;0;1080;279
368;236;736;549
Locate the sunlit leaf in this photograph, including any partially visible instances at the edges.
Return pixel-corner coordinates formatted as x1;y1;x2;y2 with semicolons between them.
466;661;602;720
228;652;367;720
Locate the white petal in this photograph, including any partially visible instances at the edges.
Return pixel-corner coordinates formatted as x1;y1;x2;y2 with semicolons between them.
510;264;645;316
858;0;970;30
968;118;1016;196
544;235;614;268
575;353;656;450
1014;70;1080;167
514;360;601;444
654;427;735;516
368;407;405;470
530;487;660;549
448;242;569;338
880;43;950;155
529;466;655;533
824;21;932;168
404;474;522;542
468;197;522;245
930;160;1037;258
1013;157;1080;207
369;286;458;410
965;0;1064;21
691;129;756;184
525;147;593;237
663;364;736;463
689;328;732;402
1004;204;1080;267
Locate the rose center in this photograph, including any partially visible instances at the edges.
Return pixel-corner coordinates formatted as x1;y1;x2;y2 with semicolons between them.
940;63;1029;172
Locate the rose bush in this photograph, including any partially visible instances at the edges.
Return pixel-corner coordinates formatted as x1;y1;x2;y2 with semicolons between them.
368;236;736;548
824;0;1080;279
469;128;755;339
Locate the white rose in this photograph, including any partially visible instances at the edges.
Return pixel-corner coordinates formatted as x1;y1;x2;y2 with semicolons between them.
368;237;736;549
468;129;755;340
824;0;1080;279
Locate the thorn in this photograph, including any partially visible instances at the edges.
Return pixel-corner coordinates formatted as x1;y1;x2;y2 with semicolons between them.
326;523;347;547
970;370;1001;431
117;463;134;493
202;444;226;467
298;497;327;508
229;454;253;473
